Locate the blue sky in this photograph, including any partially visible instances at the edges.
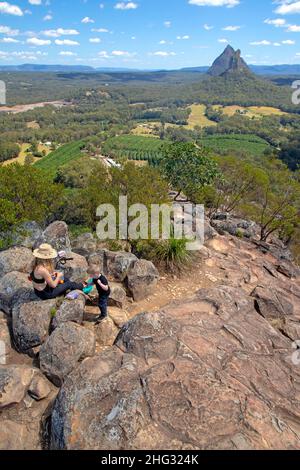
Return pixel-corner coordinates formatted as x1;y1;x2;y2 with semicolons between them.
1;0;300;68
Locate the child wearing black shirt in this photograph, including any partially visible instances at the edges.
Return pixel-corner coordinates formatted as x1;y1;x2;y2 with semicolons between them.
87;266;111;323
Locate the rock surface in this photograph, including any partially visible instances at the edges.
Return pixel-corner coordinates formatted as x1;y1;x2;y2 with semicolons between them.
0;271;36;315
12;300;56;353
50;286;300;450
52;297;85;328
40;322;96;387
0;247;34;279
127;259;159;301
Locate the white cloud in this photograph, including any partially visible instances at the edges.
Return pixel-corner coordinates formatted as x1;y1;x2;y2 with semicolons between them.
0;25;19;35
282;39;296;44
28;0;42;5
222;25;241;31
204;24;213;30
177;35;190;40
89;37;101;43
275;1;300;15
0;36;19;42
43;14;52;21
59;51;77;56
0;2;23;16
189;0;239;7
264;18;286;27
27;37;51;46
114;2;138;10
42;28;79;37
98;50;111;58
91;28;109;33
164;21;171;28
82;16;94;24
111;50;136;57
151;51;176;56
55;39;80;46
218;38;229;43
286;24;300;32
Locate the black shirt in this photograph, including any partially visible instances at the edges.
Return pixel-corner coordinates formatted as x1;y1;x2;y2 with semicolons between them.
93;274;110;298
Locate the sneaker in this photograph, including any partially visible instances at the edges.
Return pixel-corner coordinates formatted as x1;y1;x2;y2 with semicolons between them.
95;315;107;325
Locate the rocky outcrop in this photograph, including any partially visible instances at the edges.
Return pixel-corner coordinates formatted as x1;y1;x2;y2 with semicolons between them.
208;45;250;77
0;247;34;279
39;322;96;387
64;252;88;283
127;259;159;301
50;286;300;450
0;271;37;315
106;251;137;282
33;221;71;253
12;299;56;354
52;296;85;328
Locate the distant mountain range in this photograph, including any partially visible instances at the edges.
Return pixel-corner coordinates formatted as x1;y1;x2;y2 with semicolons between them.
1;54;300;76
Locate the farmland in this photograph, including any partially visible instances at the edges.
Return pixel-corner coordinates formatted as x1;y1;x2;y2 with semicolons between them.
34;140;85;177
102;135;167;164
186;104;217;129
212;105;286;118
3;143;50;166
201;134;270;157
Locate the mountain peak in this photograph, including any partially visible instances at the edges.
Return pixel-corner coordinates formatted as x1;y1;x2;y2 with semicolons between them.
208;46;250;77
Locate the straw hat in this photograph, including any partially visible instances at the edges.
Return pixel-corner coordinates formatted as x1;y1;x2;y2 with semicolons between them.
33;243;58;260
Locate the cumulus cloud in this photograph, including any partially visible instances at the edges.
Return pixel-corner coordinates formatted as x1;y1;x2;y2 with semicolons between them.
114;2;138;10
0;2;23;16
275;1;300;15
27;37;51;46
42;28;79;37
55;39;80;46
189;0;239;7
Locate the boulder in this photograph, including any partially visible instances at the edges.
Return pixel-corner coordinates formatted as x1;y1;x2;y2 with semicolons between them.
0;365;34;408
204;219;218;242
109;308;129;329
0;420;30;450
0;314;13;365
40;322;96;387
52;296;85;328
34;221;71;253
12;299;56;353
276;261;299;280
94;317;119;347
63;252;88;283
127;259;159;301
71;233;97;257
251;286;294;320
0;271;36;315
28;374;51;401
106;251;137;282
0;247;34;279
108;283;127;309
50;286;300;451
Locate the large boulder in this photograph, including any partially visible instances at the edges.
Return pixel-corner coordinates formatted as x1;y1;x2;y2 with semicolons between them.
0;271;36;315
0;365;35;408
50;286;300;450
52;296;85;328
94;317;119;347
0;420;30;450
40;322;96;387
126;259;159;301
106;251;137;282
0;313;13;365
108;283;127;309
12;299;56;354
251;286;294;320
34;221;71;253
0;246;34;279
63;252;88;283
71;233;97;257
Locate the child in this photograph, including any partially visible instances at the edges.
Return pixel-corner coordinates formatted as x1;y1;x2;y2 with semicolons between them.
87;265;111;324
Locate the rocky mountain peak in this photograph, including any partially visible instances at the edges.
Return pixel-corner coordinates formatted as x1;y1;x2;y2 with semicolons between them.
208;45;250;77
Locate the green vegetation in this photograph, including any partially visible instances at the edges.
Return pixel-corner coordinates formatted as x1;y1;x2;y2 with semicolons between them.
102;135;167;164
35;141;85;176
160;142;220;200
133;238;191;271
200;134;270;157
0;141;20;163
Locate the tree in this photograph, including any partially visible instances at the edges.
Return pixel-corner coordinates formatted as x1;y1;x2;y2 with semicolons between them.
0;164;63;233
160;142;220;201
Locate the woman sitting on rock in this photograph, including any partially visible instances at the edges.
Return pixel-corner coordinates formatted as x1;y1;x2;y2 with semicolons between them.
31;243;84;300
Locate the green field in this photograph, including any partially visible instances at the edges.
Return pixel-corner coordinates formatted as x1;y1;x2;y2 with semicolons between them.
34;141;85;176
102;135;167;164
201;134;270;157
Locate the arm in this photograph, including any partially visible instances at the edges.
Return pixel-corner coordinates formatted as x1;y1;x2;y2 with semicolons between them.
39;268;63;289
97;279;109;291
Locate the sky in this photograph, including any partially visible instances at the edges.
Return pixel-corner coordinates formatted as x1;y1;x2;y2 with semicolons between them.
2;0;300;68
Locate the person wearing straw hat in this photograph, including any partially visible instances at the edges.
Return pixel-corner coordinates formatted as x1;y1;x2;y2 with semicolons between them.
31;243;84;300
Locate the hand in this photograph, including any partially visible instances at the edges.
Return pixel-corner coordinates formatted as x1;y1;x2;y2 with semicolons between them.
57;272;64;279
